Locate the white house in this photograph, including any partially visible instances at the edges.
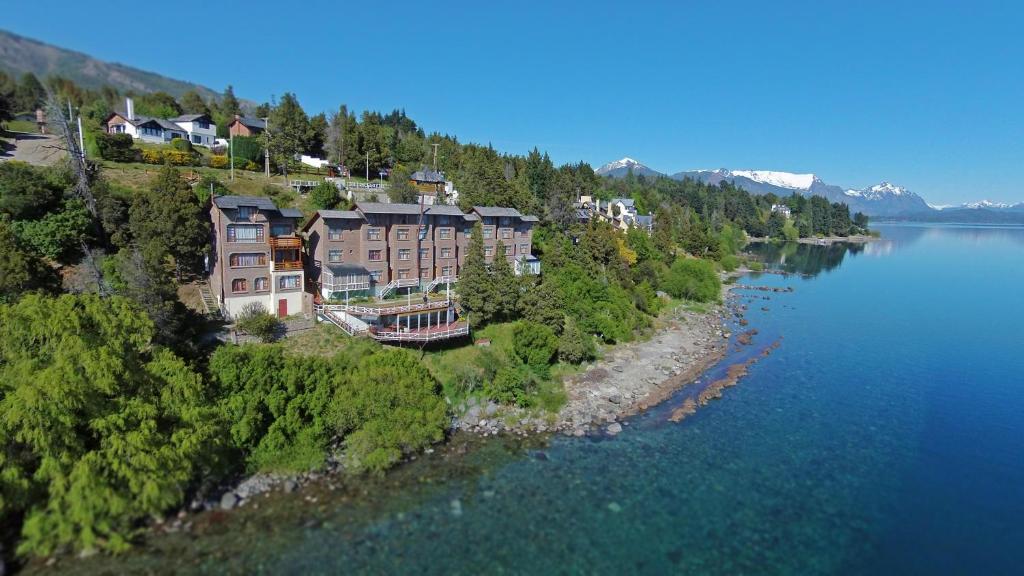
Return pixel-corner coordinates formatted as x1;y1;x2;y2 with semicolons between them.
171;113;217;147
104;98;217;146
771;204;792;218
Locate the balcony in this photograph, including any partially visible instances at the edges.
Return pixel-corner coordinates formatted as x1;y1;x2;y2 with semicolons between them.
273;260;303;271
269;236;302;249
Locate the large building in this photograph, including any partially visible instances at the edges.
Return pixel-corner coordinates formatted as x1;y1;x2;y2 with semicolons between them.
209;195;305;318
302;202;538;301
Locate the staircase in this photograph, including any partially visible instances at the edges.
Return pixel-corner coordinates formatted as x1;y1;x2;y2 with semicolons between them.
198;280;221;317
377;278;420;300
424;275;457;293
318;306;369;336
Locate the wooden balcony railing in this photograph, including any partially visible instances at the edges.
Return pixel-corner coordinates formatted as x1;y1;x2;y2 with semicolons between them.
273;260;303;271
269;236;302;249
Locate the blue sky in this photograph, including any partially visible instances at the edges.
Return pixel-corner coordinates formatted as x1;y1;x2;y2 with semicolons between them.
5;0;1022;203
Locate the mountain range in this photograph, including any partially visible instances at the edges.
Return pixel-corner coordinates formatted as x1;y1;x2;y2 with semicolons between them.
0;29;226;102
595;158;1023;221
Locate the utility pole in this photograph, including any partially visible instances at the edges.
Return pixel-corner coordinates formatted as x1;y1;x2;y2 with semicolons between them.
76;114;85;161
263;116;271;178
431;143;440;171
230;132;235;181
365;150;369;182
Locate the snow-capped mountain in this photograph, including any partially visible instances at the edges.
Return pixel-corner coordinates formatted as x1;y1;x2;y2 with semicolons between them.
959;200;1024;211
673;169;930;216
594;157;664;179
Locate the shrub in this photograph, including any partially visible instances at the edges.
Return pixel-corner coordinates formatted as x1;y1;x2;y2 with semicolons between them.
663;258;721;303
512;321;558;370
558;316;596;364
235;302;280;342
485;364;536;407
169;138;193;153
141;148;163;164
163;149;196;166
308;181;340;209
94;132;139;162
720;254;740;272
244;160;259;171
208;155;229;169
749;261;765;272
230;135;264;165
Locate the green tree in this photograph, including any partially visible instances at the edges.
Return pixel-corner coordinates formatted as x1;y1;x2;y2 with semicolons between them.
491;240;519;319
234;302;281;342
457;223;496;326
10;199;93;262
0;221;61;303
517;279;565;333
178;90;210;115
0;161;64;220
558;316;596;364
662;258;721;303
387;164;419;203
309;180;341;209
513;321;558;370
0;294;218;556
133;91;182;118
264;93;311;180
14;72;45;112
128;165;210;278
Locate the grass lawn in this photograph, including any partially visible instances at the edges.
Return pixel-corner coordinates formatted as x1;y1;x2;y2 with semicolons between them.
277;322;358;357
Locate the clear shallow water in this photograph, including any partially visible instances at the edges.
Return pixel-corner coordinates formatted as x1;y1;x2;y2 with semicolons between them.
66;224;1024;575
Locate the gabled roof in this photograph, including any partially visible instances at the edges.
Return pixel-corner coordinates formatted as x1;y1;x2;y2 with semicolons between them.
356;202;423;215
171;113;212;123
278;208;304;218
326;263;370;276
230;116;266;130
425;205;468;216
609;197;636;207
318;209;363;219
411;168;445;183
155;118;186;132
472;206;523;218
521;215;540;222
213;195;277;211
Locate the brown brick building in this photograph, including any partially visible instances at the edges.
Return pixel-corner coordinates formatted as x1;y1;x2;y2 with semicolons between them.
209;196;305;318
302;202;538;301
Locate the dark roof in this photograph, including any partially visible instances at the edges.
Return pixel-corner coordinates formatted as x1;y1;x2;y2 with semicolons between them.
231;116;266;130
425;205;468;217
171;113;211;123
326;263;370;276
155;118;186;132
520;215;540;222
278;208;304;218
609;197;636;208
464;213;480;221
472;206;523;218
356;202;423;215
410;168;445;183
213;195;277;211
318;209;363;219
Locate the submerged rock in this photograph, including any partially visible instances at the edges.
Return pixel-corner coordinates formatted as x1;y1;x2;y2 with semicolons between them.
606;422;623;435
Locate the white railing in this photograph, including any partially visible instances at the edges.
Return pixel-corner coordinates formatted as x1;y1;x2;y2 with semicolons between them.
322;300;450;316
377;277;421;300
372;324;469;342
316;306;369;336
323;279;371;292
424;275;457;292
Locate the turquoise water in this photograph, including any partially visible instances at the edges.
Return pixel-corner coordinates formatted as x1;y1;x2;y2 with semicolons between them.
67;224;1024;575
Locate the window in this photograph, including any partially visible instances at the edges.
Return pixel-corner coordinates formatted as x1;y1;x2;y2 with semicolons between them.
438;216;450;225
228;224;264;243
440;247;452;259
419;248;429;260
254;277;269;292
279;275;300;290
198;120;210;130
520;244;529;254
397;269;410;280
483;227;494;239
231;278;247;293
368;228;382;241
368;250;383;261
399;249;411;261
229;253;267;267
504;245;513;255
484;246;493;257
328;226;343;241
441;265;454;276
328;250;342;263
420;268;430;278
370;270;382;282
397;228;409;240
501;228;512;239
465;227;473;238
271;223;292;236
191;135;201;144
439;228;452;240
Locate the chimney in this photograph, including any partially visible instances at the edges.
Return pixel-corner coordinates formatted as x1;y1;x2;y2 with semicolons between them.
126;97;134;120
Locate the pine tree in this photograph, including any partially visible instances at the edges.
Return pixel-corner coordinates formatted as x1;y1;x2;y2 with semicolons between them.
457;223;496;326
491;239;519;320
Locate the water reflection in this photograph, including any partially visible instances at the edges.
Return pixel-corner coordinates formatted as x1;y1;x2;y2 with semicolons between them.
745;241;865;276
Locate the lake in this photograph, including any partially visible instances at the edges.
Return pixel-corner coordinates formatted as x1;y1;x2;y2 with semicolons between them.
64;224;1024;575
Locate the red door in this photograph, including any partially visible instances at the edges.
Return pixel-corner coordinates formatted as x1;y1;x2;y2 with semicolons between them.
277;299;287;318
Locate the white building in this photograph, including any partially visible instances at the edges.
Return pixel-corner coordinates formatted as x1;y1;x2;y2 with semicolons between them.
171;114;217;147
104;98;217;147
771;204;792;218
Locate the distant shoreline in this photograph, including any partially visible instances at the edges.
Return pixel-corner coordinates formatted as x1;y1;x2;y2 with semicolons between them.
747;234;877;245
